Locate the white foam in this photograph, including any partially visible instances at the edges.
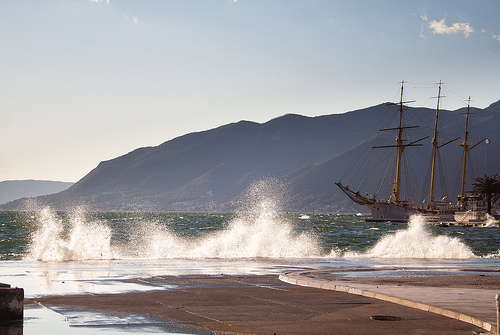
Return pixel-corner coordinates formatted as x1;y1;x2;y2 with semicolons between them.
346;215;475;259
484;214;499;227
25;188;480;261
483;250;500;258
27;208;117;261
26;189;323;261
133;199;321;259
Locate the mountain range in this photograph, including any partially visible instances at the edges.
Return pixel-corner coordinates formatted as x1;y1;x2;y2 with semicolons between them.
0;180;73;205
2;99;499;212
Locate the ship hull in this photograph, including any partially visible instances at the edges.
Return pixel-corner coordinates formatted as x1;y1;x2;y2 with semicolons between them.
366;202;420;222
366;201;456;222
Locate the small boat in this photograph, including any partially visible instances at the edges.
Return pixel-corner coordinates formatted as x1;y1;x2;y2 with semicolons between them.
454;210;486;224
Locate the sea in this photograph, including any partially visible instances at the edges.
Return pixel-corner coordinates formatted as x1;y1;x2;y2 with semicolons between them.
1;197;499;294
1;197;499;333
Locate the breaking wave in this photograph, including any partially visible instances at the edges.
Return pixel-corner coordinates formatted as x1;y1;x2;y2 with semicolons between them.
27;208;116;261
132;199;321;259
27;210;480;261
25;182;484;261
26;181;322;261
346;215;475;259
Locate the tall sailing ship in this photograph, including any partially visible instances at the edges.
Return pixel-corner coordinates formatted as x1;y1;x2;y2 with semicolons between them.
336;81;487;222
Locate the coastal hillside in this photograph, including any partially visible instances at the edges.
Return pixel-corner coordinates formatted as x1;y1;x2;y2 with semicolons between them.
0;180;73;205
2;100;499;212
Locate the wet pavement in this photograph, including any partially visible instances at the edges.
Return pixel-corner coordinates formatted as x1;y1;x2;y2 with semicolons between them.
1;304;211;335
27;275;484;335
3;257;499;298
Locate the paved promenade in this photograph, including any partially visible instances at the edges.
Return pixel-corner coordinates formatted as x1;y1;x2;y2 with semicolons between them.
26;274;485;335
279;267;500;333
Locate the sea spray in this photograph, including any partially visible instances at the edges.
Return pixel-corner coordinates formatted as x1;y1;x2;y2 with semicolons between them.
484;250;500;258
484;214;499;228
346;215;475;259
26;181;324;260
27;208;116;261
24;191;484;261
134;193;322;258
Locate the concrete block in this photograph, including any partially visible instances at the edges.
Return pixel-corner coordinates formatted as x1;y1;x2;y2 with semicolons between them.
0;287;24;323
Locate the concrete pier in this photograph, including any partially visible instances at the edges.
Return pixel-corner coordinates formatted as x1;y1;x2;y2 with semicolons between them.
0;283;24;323
280;268;499;333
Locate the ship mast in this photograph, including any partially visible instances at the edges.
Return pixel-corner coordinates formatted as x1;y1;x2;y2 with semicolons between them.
428;80;443;204
373;81;423;202
459;97;472;208
393;81;405;201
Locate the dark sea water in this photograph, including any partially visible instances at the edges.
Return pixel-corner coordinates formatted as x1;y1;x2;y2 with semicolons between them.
1;210;498;260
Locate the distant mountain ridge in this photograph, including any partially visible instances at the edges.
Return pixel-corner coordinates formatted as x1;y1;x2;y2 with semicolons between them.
2;99;499;212
0;180;73;205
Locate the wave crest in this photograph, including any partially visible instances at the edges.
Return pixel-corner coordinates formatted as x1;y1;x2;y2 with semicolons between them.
347;215;475;259
27;208;116;261
26;195;321;261
25;194;479;261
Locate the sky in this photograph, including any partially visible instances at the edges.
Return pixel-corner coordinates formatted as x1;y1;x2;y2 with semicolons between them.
1;0;499;182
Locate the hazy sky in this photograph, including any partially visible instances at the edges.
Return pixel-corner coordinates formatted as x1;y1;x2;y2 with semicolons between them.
1;0;499;182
